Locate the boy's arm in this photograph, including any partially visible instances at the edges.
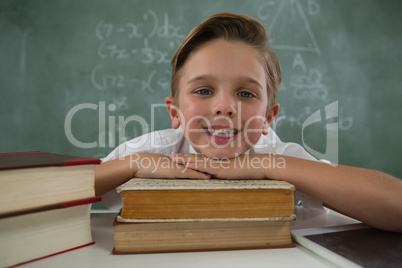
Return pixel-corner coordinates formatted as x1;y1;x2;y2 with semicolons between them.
171;153;402;232
270;155;402;232
94;156;135;197
95;153;210;196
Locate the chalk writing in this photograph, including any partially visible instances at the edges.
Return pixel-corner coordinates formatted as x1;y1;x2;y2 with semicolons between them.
258;0;321;54
97;41;130;60
90;63;170;93
95;11;184;41
291;69;328;100
92;10;183;95
276;105;353;130
91;63;125;90
89;3;353;151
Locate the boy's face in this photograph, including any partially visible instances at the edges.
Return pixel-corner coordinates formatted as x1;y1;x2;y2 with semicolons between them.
166;39;279;159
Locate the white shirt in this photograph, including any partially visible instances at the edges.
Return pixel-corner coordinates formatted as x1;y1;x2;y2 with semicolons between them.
102;128;324;213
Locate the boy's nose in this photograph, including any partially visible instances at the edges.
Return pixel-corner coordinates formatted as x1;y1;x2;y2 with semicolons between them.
211;96;237;117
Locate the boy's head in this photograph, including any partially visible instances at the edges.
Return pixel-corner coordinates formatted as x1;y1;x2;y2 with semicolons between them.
171;12;281;109
166;13;281;158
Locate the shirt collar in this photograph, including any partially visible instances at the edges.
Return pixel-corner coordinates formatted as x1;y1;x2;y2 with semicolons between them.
188;144;198;154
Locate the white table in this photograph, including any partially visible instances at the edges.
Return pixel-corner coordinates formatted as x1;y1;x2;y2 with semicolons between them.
23;208;360;268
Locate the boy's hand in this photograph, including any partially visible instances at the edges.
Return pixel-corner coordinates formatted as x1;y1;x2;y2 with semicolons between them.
170;153;274;180
130;153;211;180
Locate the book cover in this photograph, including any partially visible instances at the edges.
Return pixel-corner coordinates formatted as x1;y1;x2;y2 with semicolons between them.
0;196;101;219
0;151;101;170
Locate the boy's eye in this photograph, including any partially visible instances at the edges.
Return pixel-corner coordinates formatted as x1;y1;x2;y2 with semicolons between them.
238;91;255;98
196;89;212;95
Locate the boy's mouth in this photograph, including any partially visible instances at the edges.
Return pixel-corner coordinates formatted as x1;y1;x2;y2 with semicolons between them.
205;128;239;137
204;127;239;145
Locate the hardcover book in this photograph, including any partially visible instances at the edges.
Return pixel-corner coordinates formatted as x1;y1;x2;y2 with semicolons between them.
0;151;101;216
0;197;101;267
113;214;296;254
117;178;295;222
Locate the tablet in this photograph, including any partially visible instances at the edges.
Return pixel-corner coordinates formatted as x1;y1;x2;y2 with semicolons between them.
292;223;402;268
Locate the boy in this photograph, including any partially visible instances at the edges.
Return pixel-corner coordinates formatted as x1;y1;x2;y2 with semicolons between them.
95;13;402;232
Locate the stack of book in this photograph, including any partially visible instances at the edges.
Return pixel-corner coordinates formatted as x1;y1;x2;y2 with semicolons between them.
0;151;101;267
113;178;296;254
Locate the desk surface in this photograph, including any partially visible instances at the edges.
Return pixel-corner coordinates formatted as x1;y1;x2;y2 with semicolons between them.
23;208;360;268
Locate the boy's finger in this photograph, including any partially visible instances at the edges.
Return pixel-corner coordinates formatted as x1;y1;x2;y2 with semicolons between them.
178;165;211;180
185;162;219;176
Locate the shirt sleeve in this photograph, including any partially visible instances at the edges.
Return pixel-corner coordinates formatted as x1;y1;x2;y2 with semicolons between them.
99;155;123;210
101;188;122;211
277;142;327;213
99;135;150;210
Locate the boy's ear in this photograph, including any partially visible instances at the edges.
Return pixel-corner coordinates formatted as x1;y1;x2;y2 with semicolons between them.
165;96;181;129
263;102;280;135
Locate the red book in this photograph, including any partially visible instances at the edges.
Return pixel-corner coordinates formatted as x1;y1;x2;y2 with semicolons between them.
0;151;101;217
0;151;101;170
0;197;101;267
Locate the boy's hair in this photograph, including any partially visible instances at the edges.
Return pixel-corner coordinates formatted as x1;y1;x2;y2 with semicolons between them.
171;12;282;108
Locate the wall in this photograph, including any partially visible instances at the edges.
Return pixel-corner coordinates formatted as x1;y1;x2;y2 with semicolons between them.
1;0;401;180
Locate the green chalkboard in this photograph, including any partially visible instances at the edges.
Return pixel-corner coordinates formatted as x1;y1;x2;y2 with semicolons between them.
1;0;401;182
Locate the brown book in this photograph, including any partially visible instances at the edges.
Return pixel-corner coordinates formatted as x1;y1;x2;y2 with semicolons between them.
0;151;101;216
113;214;296;254
117;178;295;222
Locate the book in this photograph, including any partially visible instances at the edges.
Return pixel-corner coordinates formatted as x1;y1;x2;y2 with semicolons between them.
0;151;101;216
0;197;101;267
116;178;295;222
113;178;296;254
113;214;296;254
